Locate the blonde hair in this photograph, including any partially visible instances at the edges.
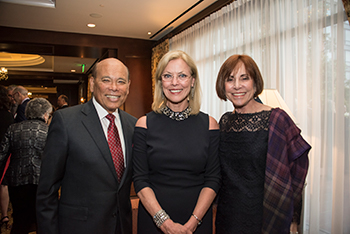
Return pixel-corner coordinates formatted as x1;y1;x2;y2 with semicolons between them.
152;50;201;115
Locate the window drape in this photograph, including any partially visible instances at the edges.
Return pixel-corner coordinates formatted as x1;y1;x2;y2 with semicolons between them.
169;0;350;233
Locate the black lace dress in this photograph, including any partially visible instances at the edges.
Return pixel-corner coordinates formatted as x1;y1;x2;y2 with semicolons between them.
215;110;271;234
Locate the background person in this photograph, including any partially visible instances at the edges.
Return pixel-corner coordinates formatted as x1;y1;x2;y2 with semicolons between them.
0;98;52;234
0;85;14;151
133;50;221;234
56;94;69;110
36;58;137;234
6;85;17;117
215;54;311;234
12;86;30;123
0;85;14;230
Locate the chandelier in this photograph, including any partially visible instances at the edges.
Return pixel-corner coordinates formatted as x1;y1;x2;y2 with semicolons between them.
0;67;8;80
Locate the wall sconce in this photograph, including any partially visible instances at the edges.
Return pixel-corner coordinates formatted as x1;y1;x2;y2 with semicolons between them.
0;67;8;80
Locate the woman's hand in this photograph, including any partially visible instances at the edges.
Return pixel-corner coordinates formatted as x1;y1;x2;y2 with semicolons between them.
160;219;192;234
184;215;199;233
290;222;298;234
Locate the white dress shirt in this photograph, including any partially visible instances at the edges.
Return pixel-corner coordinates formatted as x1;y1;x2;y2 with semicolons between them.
92;97;126;167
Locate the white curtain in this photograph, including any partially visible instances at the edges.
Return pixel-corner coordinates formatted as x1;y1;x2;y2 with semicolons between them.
170;0;350;233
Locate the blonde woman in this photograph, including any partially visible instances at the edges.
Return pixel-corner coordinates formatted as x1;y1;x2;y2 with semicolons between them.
133;50;221;234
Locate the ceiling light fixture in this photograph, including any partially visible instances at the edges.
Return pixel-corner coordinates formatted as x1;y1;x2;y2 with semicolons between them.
0;52;45;67
0;67;8;80
90;13;102;18
148;32;152;35
0;0;56;8
87;23;96;28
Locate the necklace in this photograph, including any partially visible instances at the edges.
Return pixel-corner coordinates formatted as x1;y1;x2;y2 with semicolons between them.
161;106;191;121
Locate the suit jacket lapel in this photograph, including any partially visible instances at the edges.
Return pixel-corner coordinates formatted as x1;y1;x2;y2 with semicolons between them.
118;110;133;186
80;101;120;183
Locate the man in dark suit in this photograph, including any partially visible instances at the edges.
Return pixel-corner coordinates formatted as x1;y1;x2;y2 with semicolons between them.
13;86;30;123
56;94;69;110
36;58;137;234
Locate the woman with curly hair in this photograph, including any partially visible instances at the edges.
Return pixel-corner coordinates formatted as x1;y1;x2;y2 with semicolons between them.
0;97;52;233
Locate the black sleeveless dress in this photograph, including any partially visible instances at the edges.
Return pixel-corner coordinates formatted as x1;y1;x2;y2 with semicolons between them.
215;110;271;234
133;111;221;234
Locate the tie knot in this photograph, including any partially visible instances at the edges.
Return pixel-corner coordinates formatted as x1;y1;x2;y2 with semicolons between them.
106;114;116;122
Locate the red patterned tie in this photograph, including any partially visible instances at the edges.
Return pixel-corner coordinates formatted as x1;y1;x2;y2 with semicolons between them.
106;114;124;182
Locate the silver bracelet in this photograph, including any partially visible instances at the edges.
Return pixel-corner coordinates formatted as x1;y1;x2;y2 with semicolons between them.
290;232;298;234
153;209;170;228
192;213;202;226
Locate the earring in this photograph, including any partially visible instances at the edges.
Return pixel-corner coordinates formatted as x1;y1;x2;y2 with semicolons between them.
191;86;195;99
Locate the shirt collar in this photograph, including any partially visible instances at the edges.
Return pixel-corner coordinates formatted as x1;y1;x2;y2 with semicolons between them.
22;97;30;104
92;97;119;121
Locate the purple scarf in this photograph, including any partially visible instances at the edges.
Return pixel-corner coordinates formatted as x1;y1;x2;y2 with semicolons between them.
262;108;311;233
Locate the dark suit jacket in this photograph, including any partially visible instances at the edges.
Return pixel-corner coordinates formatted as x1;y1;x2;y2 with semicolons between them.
57;104;68;110
14;98;30;123
36;100;137;234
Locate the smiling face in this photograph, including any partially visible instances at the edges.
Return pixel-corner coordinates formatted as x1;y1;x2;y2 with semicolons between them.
90;58;130;113
225;62;257;113
161;58;195;112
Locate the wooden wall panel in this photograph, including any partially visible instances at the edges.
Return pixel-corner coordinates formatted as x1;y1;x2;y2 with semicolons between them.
0;26;154;118
125;56;153;119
